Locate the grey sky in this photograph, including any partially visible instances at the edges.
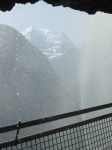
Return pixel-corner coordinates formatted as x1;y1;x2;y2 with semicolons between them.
0;1;89;45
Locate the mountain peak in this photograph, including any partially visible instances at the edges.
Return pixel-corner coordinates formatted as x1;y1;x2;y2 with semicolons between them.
22;26;36;40
38;28;52;34
0;25;75;125
22;26;76;59
23;25;39;33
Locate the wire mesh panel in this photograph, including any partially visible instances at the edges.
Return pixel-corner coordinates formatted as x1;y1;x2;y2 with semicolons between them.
1;113;112;150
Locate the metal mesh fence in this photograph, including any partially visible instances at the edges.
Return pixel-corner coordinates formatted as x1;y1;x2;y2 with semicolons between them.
1;113;112;150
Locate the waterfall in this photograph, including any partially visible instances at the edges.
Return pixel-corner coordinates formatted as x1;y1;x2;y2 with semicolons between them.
79;12;112;116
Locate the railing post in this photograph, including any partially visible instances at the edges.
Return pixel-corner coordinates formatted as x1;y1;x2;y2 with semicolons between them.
15;121;21;142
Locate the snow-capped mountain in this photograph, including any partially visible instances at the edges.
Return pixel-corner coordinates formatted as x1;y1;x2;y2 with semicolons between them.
22;26;75;60
0;25;80;128
22;27;82;111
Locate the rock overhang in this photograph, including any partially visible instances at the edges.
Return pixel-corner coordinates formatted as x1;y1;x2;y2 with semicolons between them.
0;0;112;14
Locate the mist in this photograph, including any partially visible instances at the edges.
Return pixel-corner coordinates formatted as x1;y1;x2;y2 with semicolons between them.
80;12;112;109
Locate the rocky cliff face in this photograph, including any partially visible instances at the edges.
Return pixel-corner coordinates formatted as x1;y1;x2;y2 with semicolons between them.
0;24;76;126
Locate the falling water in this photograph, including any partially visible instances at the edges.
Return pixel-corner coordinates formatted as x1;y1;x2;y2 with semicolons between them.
79;12;112;114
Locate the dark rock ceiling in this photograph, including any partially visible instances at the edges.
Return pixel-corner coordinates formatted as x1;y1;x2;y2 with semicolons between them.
0;0;112;14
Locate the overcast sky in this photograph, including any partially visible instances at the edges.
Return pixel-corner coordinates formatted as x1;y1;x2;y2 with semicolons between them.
0;1;89;45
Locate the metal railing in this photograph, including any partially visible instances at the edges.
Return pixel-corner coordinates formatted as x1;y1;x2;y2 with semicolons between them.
0;103;112;149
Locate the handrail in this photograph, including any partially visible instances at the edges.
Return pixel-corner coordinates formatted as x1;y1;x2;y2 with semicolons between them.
0;112;112;149
0;102;112;134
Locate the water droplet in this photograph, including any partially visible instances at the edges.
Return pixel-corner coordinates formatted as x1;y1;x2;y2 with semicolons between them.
17;92;19;96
